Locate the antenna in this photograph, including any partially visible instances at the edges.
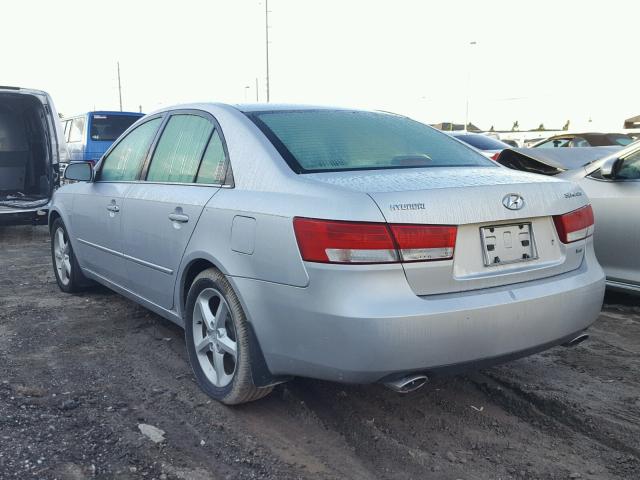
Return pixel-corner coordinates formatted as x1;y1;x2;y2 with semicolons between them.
117;61;123;112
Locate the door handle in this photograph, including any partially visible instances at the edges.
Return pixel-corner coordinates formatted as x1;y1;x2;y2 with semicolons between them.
168;213;189;223
106;204;120;213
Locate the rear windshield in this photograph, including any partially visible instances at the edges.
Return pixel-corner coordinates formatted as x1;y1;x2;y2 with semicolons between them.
90;114;142;142
453;134;510;151
249;110;494;173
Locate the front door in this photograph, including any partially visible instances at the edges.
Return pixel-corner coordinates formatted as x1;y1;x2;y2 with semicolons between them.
74;116;163;286
581;148;640;286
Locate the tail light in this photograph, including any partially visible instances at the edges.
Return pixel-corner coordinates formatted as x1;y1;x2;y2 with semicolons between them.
490;152;501;161
553;205;594;244
390;224;456;262
293;217;457;264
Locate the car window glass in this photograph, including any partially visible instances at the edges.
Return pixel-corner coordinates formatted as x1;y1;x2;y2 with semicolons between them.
569;137;589;147
68;117;86;143
617;150;640;180
537;138;570;148
252;110;493;172
611;135;633;146
90;114;141;141
454;134;510;150
196;129;227;184
63;120;70;140
147;114;213;183
99;118;161;181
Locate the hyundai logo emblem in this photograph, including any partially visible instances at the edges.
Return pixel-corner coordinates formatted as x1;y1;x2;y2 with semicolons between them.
502;193;525;210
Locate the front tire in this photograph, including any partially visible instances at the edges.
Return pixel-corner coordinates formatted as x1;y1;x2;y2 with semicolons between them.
184;268;272;405
51;218;89;293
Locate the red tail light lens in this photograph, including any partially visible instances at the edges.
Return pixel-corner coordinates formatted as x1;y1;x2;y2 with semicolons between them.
293;218;457;264
390;224;457;262
553;205;594;243
293;218;398;263
490;152;501;161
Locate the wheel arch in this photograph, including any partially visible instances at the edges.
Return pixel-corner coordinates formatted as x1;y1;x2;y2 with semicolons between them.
178;254;289;388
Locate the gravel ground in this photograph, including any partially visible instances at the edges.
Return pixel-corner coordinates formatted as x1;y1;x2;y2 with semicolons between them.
0;225;639;480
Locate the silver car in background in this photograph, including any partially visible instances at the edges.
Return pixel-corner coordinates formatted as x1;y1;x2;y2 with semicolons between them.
50;104;605;404
498;142;640;293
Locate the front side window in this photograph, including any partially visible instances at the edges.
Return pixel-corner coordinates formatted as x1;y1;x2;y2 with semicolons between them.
196;130;227;184
99;118;161;181
249;110;493;173
146;114;213;183
90;114;142;141
617;150;640;180
68;117;86;143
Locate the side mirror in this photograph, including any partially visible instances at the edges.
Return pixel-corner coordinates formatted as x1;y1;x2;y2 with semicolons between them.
600;157;621;179
64;162;93;182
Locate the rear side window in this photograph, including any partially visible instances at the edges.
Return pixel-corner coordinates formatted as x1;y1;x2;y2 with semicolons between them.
249;110;493;173
90;114;141;141
99;118;161;181
196;130;227;184
68;117;86;143
147;114;213;183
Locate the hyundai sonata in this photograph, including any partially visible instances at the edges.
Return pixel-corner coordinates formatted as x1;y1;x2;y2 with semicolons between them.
50;104;605;404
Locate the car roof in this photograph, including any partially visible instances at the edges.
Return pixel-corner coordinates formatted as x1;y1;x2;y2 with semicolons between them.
447;131;483;137
233;103;374;113
0;86;49;96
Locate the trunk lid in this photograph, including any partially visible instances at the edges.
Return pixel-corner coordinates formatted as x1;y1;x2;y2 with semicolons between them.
308;166;590;295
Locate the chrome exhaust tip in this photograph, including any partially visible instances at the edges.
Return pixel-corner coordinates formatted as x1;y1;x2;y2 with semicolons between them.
562;333;589;348
384;374;428;393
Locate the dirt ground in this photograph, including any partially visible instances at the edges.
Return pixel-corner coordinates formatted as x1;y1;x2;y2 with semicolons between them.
0;225;639;480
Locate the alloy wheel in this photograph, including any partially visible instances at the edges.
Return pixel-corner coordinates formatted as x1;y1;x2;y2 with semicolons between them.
192;288;238;387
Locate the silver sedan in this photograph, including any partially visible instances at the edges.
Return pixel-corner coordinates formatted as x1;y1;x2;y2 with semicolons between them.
498;141;640;293
50;104;605;404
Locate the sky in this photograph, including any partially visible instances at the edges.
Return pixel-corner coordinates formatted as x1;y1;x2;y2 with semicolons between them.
2;0;638;131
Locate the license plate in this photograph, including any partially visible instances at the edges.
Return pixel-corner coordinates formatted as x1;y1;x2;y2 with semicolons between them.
480;223;537;267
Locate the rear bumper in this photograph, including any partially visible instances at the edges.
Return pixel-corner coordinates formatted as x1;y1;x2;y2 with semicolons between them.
0;206;49;225
231;244;605;384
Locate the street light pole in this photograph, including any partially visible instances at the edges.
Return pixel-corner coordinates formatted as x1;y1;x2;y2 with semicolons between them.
117;61;123;112
464;41;477;131
265;0;270;102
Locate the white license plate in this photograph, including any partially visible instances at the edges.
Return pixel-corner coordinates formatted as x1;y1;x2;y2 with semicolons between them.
480;223;537;267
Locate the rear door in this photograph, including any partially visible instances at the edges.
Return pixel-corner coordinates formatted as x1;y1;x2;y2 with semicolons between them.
120;110;229;309
580;148;640;286
73;116;162;286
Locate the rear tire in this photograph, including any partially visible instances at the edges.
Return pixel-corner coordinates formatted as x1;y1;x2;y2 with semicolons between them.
51;218;90;293
184;268;273;405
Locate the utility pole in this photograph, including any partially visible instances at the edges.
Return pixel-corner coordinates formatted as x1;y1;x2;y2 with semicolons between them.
464;41;477;131
255;77;259;102
265;0;270;102
117;61;123;112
